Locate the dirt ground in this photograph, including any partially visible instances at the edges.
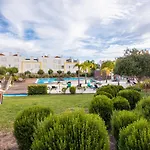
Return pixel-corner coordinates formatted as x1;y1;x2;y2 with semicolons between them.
0;132;18;150
0;132;115;150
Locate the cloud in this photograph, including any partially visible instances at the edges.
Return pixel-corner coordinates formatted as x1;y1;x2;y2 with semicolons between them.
0;0;150;61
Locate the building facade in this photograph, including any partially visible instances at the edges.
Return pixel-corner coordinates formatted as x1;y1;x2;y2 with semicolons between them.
0;53;79;73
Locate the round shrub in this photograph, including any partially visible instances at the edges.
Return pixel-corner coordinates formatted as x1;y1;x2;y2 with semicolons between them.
97;85;123;97
118;119;150;150
94;91;113;99
96;85;115;97
111;110;137;141
14;106;53;150
126;86;142;92
112;96;130;110
69;86;76;94
116;85;124;91
89;95;113;126
32;111;110;150
136;97;150;120
117;89;141;109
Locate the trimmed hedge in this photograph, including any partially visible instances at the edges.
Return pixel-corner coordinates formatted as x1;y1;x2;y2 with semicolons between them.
96;85;124;97
32;111;110;150
136;97;150;120
14;106;53;150
118;119;150;150
28;84;47;95
94;91;113;99
111;110;137;141
69;86;76;94
112;96;130;110
89;95;113;126
117;89;141;109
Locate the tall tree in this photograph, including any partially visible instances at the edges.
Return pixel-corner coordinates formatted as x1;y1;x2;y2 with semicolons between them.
80;61;92;84
101;61;115;83
74;63;82;86
114;48;150;81
0;66;7;75
7;67;18;75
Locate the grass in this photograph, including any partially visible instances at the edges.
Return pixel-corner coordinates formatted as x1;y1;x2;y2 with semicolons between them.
0;94;94;131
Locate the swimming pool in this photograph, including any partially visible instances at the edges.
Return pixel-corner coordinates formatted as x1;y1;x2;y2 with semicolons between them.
36;77;84;84
3;93;28;97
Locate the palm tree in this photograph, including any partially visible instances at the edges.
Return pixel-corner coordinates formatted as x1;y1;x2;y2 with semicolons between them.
101;61;115;83
74;63;82;86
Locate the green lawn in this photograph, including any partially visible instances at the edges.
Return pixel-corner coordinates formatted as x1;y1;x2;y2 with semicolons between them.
0;94;94;131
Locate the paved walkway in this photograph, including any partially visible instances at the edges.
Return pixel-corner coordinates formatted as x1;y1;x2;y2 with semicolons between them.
5;79;36;94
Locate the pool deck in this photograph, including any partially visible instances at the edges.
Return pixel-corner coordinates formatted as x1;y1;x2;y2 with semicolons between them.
5;78;129;94
5;78;36;94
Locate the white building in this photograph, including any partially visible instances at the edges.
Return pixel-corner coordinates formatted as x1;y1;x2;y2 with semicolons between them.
0;53;79;73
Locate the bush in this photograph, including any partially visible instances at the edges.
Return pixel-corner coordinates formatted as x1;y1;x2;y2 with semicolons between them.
89;95;113;126
97;85;123;97
139;79;150;89
14;106;53;150
62;87;67;94
136;97;150;120
117;89;141;109
69;86;76;94
118;119;150;150
96;85;115;97
94;91;113;99
111;110;137;141
37;69;44;75
116;85;124;91
112;96;130;110
28;84;47;95
126;86;142;92
32;110;109;150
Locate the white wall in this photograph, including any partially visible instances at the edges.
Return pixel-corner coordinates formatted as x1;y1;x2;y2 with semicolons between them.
0;55;79;74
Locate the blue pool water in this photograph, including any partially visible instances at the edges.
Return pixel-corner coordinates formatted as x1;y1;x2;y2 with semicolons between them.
37;77;84;84
3;93;28;97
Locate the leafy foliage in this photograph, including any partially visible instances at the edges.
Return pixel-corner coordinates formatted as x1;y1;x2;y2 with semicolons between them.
48;69;53;75
24;71;31;75
118;119;150;150
114;48;150;79
126;85;142;92
136;97;150;120
57;70;63;75
69;86;76;94
111;110;137;141
37;69;44;75
14;106;53;150
7;67;18;75
96;85;123;97
94;91;113;99
0;66;7;75
89;95;113;126
117;89;141;109
28;84;47;95
112;96;130;110
67;71;71;75
32;110;110;150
